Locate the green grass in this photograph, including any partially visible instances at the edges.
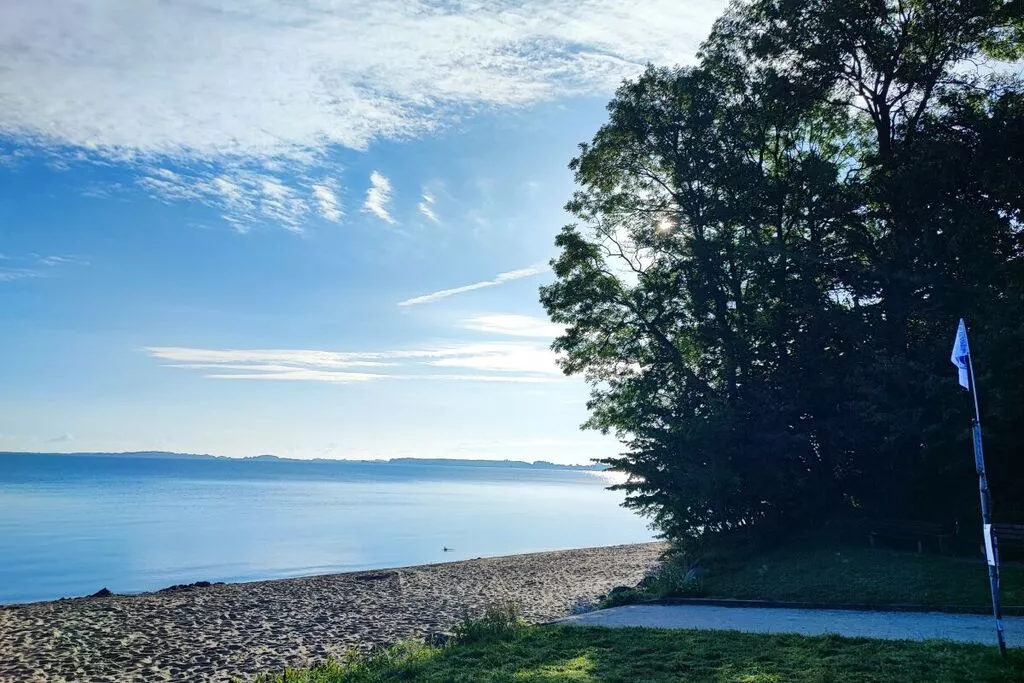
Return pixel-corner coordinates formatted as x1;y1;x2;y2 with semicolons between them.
251;550;1024;683
698;540;1024;610
258;625;1023;682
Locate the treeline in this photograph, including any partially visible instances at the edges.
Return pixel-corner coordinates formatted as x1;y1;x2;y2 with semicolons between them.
541;0;1024;546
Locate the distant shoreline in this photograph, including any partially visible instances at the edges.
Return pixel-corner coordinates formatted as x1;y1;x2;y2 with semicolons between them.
0;542;664;682
0;450;608;470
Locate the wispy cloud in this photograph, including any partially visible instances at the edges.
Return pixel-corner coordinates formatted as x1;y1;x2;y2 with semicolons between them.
0;1;725;161
424;344;557;374
146;347;391;368
462;314;564;338
147;338;561;384
137;166;323;233
312;181;342;222
38;255;90;267
418;192;440;224
0;253;89;282
209;369;387;383
415;373;555;384
0;268;42;282
398;263;549;307
362;171;396;224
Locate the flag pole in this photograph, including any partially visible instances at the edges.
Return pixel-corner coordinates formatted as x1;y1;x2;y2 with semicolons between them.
965;331;1007;657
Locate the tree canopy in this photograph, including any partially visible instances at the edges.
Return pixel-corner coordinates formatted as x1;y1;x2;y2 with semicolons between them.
541;0;1024;546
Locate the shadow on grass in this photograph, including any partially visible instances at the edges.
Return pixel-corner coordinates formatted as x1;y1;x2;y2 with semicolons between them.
694;535;1024;611
261;626;1024;683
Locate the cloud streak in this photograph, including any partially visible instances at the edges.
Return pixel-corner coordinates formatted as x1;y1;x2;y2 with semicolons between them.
38;255;90;267
418;193;440;224
147;337;562;384
146;347;392;368
398;263;549;307
0;253;89;282
0;0;726;160
137;166;339;233
362;171;396;224
312;181;342;222
462;314;564;338
0;269;42;282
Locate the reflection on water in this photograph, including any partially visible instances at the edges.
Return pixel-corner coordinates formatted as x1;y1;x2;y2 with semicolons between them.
0;454;654;603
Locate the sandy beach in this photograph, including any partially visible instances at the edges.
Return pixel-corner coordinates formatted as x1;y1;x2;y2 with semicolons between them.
0;542;665;682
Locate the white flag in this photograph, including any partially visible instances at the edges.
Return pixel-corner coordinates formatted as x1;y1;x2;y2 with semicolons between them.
950;319;970;390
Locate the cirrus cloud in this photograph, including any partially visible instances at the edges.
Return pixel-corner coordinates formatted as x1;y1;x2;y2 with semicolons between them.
136;166;345;233
362;171;396;224
462;314;564;338
0;0;726;161
0;253;90;282
147;337;562;384
418;192;440;224
398;262;549;306
312;181;343;222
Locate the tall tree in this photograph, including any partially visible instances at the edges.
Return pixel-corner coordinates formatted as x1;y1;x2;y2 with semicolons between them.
542;0;1024;546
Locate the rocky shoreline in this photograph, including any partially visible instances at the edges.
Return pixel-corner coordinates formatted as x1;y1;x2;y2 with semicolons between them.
0;542;665;682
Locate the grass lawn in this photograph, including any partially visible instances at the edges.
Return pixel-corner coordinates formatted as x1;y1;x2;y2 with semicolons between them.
260;625;1023;683
698;540;1024;610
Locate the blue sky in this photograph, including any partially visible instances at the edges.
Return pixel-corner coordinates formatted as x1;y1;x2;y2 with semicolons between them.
0;0;724;463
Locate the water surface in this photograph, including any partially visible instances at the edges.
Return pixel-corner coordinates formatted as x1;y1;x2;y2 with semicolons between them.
0;453;654;603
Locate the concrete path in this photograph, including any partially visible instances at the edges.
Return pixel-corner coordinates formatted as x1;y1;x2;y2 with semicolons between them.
558;604;1023;647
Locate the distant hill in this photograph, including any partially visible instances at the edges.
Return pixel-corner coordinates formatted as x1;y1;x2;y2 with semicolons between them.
0;451;607;470
384;458;607;471
0;450;224;460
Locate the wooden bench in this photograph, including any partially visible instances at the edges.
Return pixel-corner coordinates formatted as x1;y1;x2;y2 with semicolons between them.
868;519;954;554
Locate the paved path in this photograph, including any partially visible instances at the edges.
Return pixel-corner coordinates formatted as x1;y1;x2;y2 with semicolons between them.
558;604;1023;647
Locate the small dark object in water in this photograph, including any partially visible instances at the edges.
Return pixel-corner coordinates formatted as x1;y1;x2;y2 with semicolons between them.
443;546;452;552
89;588;113;598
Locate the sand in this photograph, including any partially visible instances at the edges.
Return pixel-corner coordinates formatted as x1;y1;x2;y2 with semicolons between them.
0;542;665;683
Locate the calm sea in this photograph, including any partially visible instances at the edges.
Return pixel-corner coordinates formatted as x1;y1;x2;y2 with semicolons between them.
0;453;654;604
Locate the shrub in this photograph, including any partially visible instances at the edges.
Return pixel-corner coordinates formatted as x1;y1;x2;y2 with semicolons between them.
599;586;646;608
254;641;436;683
599;559;705;608
452;601;525;644
643;562;704;598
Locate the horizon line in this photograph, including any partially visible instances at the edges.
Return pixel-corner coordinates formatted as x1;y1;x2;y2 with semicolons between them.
0;450;606;469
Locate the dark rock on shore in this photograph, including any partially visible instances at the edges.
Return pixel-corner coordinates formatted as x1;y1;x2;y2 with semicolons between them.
89;588;114;598
157;581;223;594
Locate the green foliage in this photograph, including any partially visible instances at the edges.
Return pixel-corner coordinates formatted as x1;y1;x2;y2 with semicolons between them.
255;605;525;683
598;587;647;608
255;625;1024;682
600;560;706;607
254;641;438;683
452;601;526;644
540;0;1024;546
643;561;705;598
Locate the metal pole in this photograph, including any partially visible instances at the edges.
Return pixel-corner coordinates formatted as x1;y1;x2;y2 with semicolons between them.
966;348;1007;656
